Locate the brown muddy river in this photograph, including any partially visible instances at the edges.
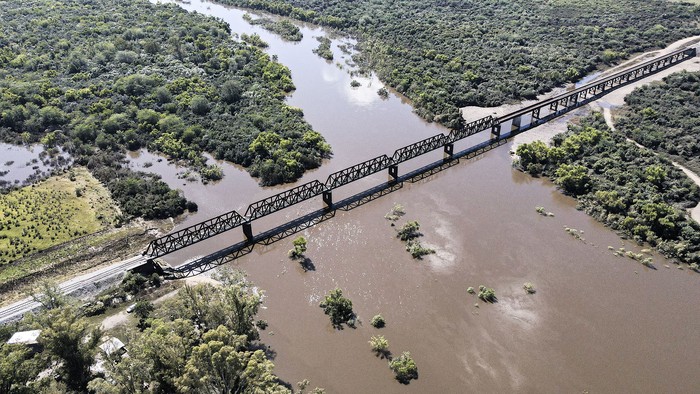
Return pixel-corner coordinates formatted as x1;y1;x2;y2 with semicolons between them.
125;1;700;391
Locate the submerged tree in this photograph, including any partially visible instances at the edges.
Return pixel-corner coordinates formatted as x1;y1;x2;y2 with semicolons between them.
388;351;418;384
319;288;354;328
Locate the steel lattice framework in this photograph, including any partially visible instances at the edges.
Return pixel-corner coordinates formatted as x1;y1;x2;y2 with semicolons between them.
447;116;498;143
245;180;326;220
144;46;697;267
325;155;392;189
391;134;448;164
144;211;245;258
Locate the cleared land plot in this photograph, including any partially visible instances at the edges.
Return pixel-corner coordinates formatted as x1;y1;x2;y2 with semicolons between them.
0;167;120;266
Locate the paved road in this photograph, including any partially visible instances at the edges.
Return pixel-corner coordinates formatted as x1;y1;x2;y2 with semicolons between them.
0;255;147;324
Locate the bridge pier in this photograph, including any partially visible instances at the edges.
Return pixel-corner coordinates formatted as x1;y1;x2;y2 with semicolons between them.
242;222;254;243
510;115;522;133
322;190;333;210
443;143;454;159
388;164;399;182
491;124;501;139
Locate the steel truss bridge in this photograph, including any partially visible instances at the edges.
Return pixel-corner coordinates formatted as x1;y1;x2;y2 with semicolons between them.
142;47;696;278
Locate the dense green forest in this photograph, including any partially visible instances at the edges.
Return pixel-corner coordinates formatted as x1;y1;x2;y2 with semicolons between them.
516;113;700;265
0;1;331;221
616;71;700;174
218;0;700;128
0;273;299;393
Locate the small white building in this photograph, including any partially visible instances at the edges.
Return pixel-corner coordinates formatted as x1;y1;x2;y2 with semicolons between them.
6;329;42;352
99;336;126;357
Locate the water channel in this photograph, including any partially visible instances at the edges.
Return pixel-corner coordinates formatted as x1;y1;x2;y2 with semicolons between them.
8;0;700;390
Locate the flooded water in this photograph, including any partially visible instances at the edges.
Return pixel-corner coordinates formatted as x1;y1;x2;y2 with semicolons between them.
4;0;700;391
0;143;70;188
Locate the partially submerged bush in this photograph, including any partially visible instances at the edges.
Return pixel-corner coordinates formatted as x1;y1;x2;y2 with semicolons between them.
523;282;536;294
370;314;386;328
406;239;435;259
397;221;420;241
478;285;497;303
388;351;418;384
288;236;307;259
319;288;354;328
369;335;390;358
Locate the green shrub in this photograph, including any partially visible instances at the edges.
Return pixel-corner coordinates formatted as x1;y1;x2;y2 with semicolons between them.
523;282;536;294
369;335;390;358
370;314;385;328
319;288;354;328
388;351;418;384
478;285;497;303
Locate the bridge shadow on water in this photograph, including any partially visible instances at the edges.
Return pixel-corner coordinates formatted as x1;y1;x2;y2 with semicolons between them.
166;137;508;278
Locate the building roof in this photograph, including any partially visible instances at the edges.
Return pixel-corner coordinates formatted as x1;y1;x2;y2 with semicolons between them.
99;336;125;356
6;329;42;345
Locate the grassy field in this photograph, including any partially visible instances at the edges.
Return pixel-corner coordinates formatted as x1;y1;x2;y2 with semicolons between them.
0;167;120;265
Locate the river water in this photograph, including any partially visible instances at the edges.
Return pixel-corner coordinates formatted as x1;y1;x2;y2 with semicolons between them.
10;0;700;391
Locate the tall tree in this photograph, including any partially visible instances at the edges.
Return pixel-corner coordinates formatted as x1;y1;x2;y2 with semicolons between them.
39;306;102;392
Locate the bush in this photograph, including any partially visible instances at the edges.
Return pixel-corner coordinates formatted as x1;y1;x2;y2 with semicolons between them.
405;239;435;259
369;335;390;358
121;272;148;295
388;351;418;384
523;282;536;294
288;236;307;259
370;314;385;328
478;285;497;303
319;288;354;328
397;221;420;241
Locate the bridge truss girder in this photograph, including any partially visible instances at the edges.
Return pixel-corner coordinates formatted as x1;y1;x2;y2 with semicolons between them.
144;210;245;258
391;134;448;164
245;180;326;220
325;155;392;189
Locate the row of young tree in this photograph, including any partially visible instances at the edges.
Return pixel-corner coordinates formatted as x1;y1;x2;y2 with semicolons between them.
0;0;332;219
515;113;700;265
0;272;297;394
616;70;700;175
217;0;700;128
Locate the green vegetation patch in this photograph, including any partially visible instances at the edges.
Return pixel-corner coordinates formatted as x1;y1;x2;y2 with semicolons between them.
217;0;700;128
244;13;303;41
0;0;330;189
0;167;119;265
313;36;334;60
616;71;700;175
515;113;700;265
